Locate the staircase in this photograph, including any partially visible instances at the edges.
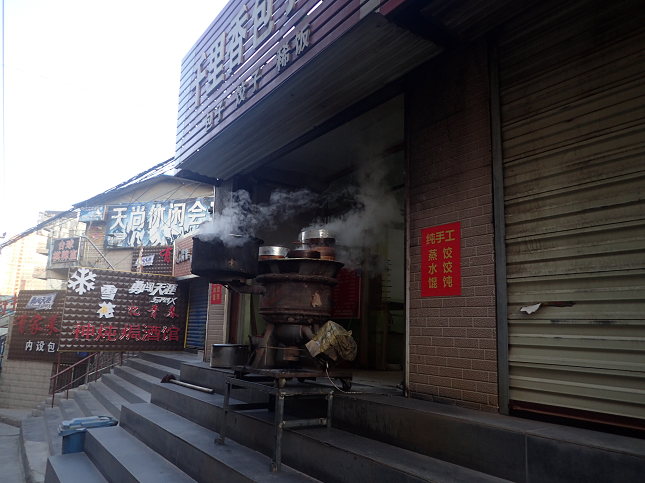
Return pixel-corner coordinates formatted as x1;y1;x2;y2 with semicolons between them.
23;352;644;483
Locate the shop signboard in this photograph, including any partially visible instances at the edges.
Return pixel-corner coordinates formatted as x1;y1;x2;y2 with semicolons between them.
175;0;373;166
59;268;188;352
421;222;461;297
50;237;81;264
104;197;213;248
79;206;106;222
7;290;66;362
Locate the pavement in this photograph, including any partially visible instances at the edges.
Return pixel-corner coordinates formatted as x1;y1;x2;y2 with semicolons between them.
0;421;25;483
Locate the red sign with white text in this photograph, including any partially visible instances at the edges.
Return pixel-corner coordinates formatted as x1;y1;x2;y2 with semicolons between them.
210;284;222;305
421;222;461;297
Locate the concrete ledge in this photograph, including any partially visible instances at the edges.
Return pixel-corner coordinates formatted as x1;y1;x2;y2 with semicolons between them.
333;393;645;483
0;408;32;428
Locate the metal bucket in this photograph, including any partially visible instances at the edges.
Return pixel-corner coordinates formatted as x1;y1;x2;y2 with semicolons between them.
210;344;249;368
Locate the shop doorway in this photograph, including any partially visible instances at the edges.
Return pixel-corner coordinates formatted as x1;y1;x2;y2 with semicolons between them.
228;94;406;380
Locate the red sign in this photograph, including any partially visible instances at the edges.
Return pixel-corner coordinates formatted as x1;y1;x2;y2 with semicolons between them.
331;269;361;318
210;284;223;305
421;222;461;297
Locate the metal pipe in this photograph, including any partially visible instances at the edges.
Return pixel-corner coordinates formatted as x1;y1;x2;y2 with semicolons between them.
78;235;115;269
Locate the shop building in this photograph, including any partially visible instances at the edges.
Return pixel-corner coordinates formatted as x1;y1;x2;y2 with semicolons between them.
174;0;645;429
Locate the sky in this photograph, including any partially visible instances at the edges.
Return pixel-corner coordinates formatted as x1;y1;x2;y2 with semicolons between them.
0;0;228;239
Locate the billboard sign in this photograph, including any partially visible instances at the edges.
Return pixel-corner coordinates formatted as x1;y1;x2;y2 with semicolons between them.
60;268;188;352
104;197;213;248
50;237;81;264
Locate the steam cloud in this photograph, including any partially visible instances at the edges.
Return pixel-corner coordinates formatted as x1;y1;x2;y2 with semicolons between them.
196;189;319;246
197;159;402;258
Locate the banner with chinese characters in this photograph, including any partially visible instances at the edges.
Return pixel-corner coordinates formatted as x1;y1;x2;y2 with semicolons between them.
104;197;213;248
8;290;66;362
59;268;187;352
210;284;222;305
421;222;461;297
50;237;81;263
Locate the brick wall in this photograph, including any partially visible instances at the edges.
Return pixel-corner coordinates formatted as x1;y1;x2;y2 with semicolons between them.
407;40;498;412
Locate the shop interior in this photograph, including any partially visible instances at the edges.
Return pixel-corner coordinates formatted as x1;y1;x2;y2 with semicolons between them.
222;94;406;387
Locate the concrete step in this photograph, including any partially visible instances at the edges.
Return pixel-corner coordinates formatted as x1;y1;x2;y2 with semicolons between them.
45;453;108;483
74;389;112;418
113;366;160;394
43;407;65;456
126;358;179;380
101;373;151;404
20;416;49;483
121;403;322;483
58;399;86;421
88;382;129;419
83;426;197;483
149;382;513;483
138;351;200;370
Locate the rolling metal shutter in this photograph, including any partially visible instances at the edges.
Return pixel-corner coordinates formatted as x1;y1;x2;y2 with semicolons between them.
185;279;209;349
498;0;645;422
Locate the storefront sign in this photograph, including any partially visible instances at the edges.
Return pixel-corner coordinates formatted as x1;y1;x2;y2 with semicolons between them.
105;197;213;248
175;0;374;165
60;268;187;351
210;284;223;305
421;222;461;297
331;269;361;318
7;290;66;362
79;206;106;222
25;293;58;311
50;237;81;263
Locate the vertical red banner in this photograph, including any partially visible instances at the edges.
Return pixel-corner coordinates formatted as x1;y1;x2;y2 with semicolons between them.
210;284;222;304
421;222;461;297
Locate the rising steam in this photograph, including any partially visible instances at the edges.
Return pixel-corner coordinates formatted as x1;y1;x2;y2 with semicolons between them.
196;189;320;246
197;159;402;256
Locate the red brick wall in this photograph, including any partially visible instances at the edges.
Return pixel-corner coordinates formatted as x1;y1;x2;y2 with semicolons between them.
407;40;498;412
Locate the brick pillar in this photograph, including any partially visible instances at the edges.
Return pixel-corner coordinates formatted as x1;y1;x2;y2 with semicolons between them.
407;40;498;412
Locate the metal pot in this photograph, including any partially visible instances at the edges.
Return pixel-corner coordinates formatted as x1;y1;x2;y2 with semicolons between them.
210;344;249;368
259;246;289;260
191;235;263;283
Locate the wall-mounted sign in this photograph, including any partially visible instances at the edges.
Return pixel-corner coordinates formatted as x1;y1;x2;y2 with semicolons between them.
105;197;213;248
421;222;461;297
50;237;81;264
7;290;66;362
25;293;58;311
210;284;222;305
174;236;195;279
79;206;106;222
60;268;187;352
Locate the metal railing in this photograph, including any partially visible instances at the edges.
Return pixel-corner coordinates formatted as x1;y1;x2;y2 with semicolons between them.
49;351;137;407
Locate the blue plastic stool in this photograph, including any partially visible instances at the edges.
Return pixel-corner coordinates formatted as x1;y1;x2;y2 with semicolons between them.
58;416;118;454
